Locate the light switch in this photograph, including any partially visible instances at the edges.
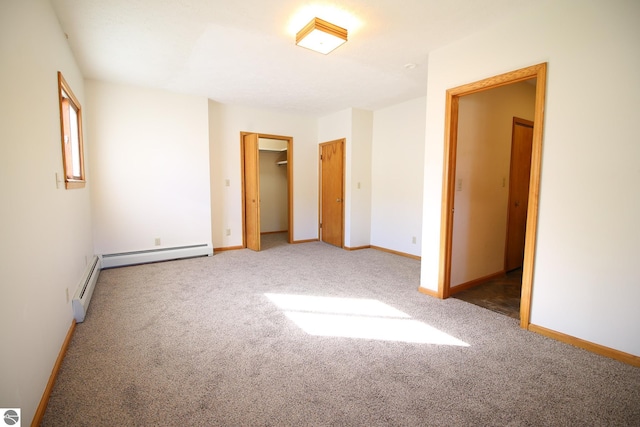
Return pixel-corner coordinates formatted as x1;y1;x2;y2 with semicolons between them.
456;179;463;191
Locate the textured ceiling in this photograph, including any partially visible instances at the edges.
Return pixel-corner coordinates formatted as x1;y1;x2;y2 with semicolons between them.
50;0;529;116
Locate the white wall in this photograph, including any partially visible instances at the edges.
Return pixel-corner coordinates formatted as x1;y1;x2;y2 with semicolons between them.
349;109;373;248
86;81;211;254
452;83;535;286
318;108;352;143
371;97;426;256
421;0;640;355
209;101;318;247
0;1;94;424
259;150;288;233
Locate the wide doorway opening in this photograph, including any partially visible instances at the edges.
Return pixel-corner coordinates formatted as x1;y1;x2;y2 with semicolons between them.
439;63;547;329
450;97;535;320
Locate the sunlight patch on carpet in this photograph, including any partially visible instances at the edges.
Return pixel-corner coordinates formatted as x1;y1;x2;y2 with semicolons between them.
265;293;469;346
264;294;410;318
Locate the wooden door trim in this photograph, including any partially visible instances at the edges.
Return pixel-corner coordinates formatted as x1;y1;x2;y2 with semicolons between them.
438;63;547;330
318;138;345;247
513;117;534;127
240;132;294;247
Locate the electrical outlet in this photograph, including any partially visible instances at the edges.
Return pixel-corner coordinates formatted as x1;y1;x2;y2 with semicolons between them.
456;178;463;191
225;179;230;187
412;236;417;244
66;288;69;303
226;229;231;236
155;238;161;246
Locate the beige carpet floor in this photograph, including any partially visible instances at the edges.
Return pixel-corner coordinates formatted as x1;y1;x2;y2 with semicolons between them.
43;234;640;426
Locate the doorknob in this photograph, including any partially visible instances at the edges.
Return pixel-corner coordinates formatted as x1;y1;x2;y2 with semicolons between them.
336;198;342;202
515;201;520;207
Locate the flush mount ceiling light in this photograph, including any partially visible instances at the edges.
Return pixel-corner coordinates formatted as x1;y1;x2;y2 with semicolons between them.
296;17;347;54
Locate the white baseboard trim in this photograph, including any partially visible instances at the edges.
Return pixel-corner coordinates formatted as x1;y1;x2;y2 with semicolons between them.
100;244;213;268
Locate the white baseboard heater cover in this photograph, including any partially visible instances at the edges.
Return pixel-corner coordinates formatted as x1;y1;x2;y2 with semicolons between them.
100;244;213;269
72;255;101;323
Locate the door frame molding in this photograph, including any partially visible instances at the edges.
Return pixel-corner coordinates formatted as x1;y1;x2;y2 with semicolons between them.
240;132;294;247
438;63;547;329
318;138;346;247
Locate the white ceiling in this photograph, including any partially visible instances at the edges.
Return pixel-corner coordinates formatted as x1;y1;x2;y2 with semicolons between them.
50;0;529;116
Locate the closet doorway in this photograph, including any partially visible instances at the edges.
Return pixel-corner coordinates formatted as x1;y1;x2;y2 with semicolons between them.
241;132;293;251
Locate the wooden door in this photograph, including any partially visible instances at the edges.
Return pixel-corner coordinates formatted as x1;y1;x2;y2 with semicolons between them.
505;118;534;271
319;139;344;247
243;133;261;251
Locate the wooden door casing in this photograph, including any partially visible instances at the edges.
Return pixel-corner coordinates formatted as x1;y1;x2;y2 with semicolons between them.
438;63;547;329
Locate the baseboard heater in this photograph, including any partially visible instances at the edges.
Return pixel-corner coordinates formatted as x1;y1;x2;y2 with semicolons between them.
72;255;101;323
100;244;213;269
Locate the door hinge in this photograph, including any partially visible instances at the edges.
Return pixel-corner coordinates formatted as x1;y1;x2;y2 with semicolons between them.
320;154;323;160
320;223;322;228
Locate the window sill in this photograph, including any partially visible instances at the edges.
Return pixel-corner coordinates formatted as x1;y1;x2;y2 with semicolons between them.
65;179;86;189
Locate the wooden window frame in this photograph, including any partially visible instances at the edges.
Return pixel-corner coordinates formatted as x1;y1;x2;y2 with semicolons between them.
58;71;86;189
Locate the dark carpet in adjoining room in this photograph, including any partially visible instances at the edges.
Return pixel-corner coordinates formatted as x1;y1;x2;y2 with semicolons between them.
452;269;522;319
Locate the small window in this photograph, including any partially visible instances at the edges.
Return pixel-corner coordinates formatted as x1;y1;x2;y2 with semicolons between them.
58;71;85;189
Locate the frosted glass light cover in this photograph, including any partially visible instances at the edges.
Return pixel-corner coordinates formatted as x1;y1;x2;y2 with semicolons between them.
296;17;347;54
297;28;346;54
